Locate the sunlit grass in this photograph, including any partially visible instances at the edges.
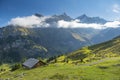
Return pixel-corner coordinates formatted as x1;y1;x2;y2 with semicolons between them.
0;57;120;80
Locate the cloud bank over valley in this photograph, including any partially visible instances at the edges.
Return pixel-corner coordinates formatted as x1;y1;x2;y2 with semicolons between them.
8;15;120;29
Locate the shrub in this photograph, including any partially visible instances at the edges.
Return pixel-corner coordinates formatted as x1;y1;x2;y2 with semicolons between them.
10;63;21;71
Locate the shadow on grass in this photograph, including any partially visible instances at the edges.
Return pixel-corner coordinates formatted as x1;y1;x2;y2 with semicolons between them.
112;64;120;67
49;73;69;80
98;66;109;69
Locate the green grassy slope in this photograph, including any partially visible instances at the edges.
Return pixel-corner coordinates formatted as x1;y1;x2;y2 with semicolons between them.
1;37;120;80
66;36;120;62
89;36;120;56
0;57;120;80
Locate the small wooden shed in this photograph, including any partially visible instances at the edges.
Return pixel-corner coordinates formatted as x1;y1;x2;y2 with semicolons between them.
22;58;46;69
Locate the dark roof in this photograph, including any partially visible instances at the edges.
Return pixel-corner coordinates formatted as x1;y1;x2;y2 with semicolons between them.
22;58;39;68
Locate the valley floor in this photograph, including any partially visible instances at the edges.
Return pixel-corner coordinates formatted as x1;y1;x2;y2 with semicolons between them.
0;57;120;80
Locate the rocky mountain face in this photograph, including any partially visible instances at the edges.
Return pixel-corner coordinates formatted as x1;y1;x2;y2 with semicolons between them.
0;25;97;63
76;14;107;24
0;13;120;63
91;27;120;44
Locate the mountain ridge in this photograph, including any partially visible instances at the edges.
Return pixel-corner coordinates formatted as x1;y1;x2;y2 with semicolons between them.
76;14;107;24
0;13;120;63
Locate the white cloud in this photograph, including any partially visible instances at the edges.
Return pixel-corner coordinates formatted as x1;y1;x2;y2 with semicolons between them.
112;4;120;13
57;20;120;29
8;15;50;28
104;21;120;28
57;20;103;29
8;15;120;29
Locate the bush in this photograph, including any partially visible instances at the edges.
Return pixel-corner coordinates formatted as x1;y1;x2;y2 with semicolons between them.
46;56;56;63
10;63;21;71
57;55;66;62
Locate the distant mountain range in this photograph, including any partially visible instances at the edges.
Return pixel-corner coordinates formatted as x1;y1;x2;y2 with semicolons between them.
35;13;107;24
76;14;107;24
0;13;120;63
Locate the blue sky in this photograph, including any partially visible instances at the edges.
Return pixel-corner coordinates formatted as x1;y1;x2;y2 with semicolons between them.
0;0;120;27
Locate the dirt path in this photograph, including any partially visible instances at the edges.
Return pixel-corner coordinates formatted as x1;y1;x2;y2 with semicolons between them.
78;57;120;66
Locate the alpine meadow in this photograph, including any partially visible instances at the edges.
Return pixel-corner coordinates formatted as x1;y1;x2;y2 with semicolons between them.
0;0;120;80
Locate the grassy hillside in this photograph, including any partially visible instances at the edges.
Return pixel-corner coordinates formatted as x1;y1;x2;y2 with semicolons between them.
1;36;120;80
89;36;120;56
65;36;120;63
0;57;120;80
